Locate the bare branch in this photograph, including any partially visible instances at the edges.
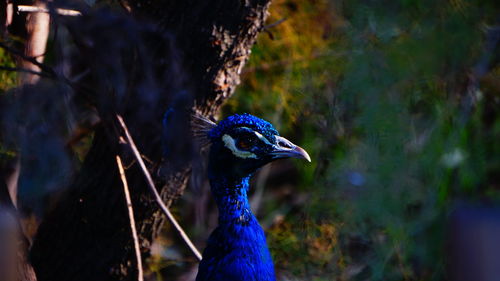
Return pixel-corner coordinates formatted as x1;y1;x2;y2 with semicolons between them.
116;115;203;261
0;41;56;78
115;156;144;281
17;5;81;16
263;17;287;30
0;65;52;78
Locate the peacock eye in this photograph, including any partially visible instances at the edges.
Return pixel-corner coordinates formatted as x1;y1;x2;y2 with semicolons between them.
237;137;254;150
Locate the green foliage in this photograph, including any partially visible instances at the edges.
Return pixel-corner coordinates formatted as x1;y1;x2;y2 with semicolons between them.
1;1;497;279
0;47;17;94
227;0;500;280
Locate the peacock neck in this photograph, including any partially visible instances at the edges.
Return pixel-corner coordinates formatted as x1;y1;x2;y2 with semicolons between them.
209;175;256;226
202;172;276;281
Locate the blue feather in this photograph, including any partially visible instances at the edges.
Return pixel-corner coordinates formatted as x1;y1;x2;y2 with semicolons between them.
208;113;278;143
196;113;309;281
197;177;275;281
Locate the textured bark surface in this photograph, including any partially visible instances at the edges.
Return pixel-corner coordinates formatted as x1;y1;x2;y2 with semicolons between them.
20;0;50;85
29;1;271;280
128;0;271;115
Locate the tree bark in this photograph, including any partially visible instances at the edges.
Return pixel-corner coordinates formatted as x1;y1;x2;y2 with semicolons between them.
29;1;271;280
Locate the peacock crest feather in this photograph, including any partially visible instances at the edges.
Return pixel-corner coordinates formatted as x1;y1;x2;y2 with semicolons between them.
191;112;217;147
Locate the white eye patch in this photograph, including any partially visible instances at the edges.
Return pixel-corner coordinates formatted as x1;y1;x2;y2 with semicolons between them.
239;127;273;146
253;131;273;146
222;134;258;159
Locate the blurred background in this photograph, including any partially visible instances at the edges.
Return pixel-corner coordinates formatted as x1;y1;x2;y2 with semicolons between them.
2;0;500;280
171;0;500;280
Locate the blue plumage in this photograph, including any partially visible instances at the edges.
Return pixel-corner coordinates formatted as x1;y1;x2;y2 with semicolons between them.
196;113;310;281
208;113;278;142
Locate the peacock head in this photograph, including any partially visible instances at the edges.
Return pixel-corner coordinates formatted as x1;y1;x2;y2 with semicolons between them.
193;113;310;179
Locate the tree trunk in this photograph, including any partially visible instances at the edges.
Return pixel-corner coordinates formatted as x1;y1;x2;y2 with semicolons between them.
29;1;271;280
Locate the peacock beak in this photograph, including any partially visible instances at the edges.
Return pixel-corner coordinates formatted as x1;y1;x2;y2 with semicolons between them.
270;136;311;162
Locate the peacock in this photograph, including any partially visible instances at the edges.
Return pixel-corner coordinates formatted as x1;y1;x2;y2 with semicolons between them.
193;113;311;281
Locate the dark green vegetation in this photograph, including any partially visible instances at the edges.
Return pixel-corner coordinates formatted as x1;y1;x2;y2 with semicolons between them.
1;0;499;280
223;0;500;280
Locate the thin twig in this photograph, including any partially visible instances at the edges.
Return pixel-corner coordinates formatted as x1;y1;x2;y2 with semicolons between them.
17;5;82;16
116;115;203;261
0;41;94;97
0;65;52;78
116;156;144;281
117;0;132;13
0;41;57;77
263;17;287;30
262;18;287;40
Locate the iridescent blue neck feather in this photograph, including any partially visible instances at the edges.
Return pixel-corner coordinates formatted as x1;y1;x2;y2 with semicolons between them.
196;113;310;281
196;172;276;281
